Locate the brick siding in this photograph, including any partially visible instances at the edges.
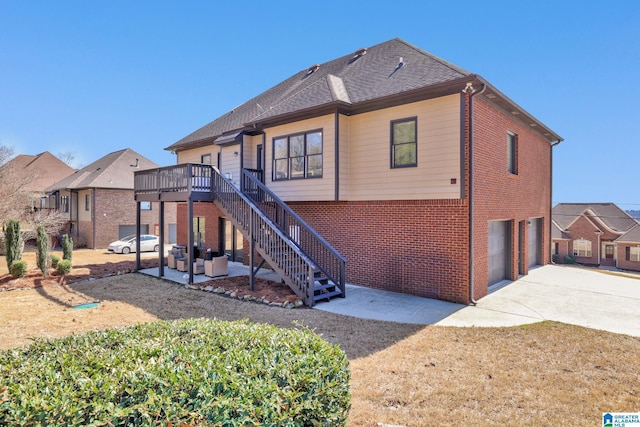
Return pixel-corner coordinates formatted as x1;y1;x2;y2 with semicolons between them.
74;189;177;249
471;96;552;298
616;243;640;271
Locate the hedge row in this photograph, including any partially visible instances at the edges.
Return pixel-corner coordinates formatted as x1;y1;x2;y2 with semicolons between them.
0;318;350;426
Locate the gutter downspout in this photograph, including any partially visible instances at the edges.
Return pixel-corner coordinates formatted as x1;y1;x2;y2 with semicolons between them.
92;189;96;250
334;111;340;201
465;81;486;305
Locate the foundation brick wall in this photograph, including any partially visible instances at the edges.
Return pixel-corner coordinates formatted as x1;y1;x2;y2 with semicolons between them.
289;199;470;303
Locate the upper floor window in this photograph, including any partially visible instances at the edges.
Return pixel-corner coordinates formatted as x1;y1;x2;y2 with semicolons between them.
85;194;90;211
507;132;518;174
391;117;417;168
201;154;212;165
60;195;69;213
273;130;322;180
573;239;592;257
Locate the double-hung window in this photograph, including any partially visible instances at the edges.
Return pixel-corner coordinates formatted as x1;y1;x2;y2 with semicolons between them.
60;195;69;213
507;132;518;174
273;130;322;180
627;246;640;262
391;117;417;168
573;239;592;257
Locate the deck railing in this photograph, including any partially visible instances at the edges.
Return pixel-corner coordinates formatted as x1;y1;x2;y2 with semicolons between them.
134;163;214;196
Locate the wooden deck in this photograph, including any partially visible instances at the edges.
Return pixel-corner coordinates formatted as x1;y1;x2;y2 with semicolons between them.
134;163;214;202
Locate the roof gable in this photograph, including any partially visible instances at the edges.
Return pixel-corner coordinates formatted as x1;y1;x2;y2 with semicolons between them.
2;151;76;192
616;224;640;243
552;203;639;234
46;148;158;191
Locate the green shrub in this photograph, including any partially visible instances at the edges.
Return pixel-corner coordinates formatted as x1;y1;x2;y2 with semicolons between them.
4;219;22;271
62;234;73;261
9;260;27;278
50;255;60;269
0;318;350;426
564;254;576;264
36;225;49;277
56;259;72;275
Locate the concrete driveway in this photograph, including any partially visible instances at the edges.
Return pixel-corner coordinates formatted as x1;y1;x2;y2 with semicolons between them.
315;265;640;337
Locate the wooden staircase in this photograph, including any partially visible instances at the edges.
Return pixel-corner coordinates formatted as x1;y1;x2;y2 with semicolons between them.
211;167;346;306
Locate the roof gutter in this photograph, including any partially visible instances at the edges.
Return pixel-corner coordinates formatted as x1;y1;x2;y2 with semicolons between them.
465;81;486;305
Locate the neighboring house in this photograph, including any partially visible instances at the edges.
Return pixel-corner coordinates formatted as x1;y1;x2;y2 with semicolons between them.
45;148;177;249
552;202;640;271
135;38;562;305
2;151;76;210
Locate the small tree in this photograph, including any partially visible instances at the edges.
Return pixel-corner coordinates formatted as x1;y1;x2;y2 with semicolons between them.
62;234;73;261
5;219;22;270
36;224;49;277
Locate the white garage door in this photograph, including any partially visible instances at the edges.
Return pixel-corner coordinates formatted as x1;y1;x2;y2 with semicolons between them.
488;220;510;285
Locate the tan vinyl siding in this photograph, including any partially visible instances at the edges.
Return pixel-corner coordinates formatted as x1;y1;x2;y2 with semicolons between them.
77;189;92;221
219;145;241;187
265;114;336;201
243;134;261;170
338;113;349;200
176;146;218;165
344;95;461;200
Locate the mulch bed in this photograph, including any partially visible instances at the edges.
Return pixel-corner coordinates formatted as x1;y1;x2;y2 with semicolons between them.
0;258;299;304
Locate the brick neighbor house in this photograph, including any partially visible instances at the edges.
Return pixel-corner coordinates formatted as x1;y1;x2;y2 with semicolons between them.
45;148;176;249
1;151;76;211
135;38;562;305
552;202;640;271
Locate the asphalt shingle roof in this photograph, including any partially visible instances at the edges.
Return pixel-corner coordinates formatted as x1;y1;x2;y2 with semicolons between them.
617;224;640;243
552;203;639;234
2;151;75;192
166;38;472;151
46;148;158;192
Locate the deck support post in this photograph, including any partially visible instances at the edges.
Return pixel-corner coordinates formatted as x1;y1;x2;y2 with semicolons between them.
135;202;141;271
249;211;255;291
159;201;165;277
187;197;194;284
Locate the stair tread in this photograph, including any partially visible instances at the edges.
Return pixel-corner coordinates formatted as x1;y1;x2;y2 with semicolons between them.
313;282;336;291
312;289;344;301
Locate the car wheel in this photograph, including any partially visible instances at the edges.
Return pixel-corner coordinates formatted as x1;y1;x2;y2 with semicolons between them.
122;247;131;254
153;245;159;252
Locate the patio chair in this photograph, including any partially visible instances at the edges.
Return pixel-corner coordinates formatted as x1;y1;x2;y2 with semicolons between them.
204;255;228;277
167;248;186;269
193;258;205;275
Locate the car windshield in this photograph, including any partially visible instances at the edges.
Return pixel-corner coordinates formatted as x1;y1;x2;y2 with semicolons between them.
120;235;137;242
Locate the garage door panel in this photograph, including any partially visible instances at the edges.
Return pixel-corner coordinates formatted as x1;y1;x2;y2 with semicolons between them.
488;220;509;285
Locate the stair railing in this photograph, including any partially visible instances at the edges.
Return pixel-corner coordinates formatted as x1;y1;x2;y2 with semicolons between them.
212;167;320;305
241;168;346;298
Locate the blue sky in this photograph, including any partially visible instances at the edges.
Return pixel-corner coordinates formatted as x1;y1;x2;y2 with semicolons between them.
1;1;639;209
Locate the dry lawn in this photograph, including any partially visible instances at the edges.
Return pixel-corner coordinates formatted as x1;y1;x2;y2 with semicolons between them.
1;252;639;426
